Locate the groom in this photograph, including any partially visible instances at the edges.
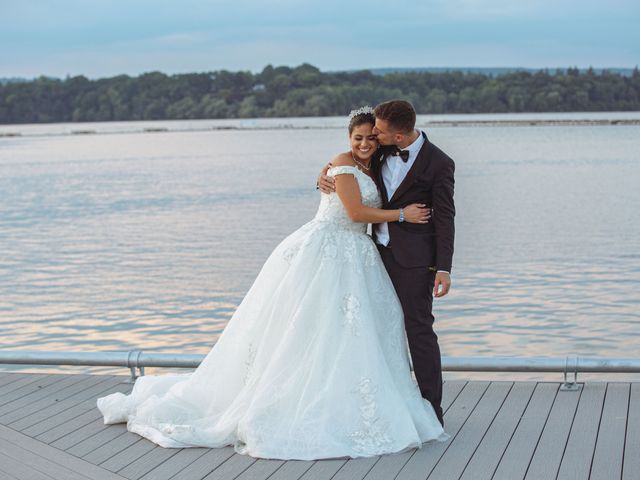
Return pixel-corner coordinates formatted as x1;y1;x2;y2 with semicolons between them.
318;100;455;426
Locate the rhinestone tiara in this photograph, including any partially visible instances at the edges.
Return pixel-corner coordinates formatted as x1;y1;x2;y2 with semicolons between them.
348;106;374;120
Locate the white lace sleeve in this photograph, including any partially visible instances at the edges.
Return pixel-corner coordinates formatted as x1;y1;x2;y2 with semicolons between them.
328;165;358;177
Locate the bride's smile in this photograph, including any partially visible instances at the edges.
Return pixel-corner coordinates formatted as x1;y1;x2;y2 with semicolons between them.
350;123;378;162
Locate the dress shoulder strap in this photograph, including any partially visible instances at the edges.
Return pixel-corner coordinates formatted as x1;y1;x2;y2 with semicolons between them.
328;165;358;177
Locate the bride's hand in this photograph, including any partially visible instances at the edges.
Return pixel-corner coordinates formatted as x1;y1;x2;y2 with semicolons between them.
403;204;431;224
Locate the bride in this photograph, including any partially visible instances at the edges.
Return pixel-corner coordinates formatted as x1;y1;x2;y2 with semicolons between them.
97;107;449;460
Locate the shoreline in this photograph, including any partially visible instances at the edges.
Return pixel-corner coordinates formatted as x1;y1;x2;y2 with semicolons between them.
1;117;639;139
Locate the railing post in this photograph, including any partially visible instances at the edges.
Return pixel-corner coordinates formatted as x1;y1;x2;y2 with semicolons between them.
561;355;580;391
125;350;144;384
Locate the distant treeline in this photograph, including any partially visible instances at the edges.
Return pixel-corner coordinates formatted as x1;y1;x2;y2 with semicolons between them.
1;64;639;124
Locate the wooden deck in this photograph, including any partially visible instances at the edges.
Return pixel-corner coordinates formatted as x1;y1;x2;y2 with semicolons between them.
0;372;637;480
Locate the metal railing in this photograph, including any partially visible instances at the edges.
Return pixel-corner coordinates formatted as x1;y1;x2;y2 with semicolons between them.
2;350;639;389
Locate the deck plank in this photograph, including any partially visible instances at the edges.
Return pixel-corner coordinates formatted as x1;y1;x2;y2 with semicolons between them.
524;384;583;479
459;381;536;480
330;456;379;480
16;376;125;434
0;450;57;480
0;373;637;480
70;425;130;458
297;459;347;480
116;444;183;480
0;423;126;480
489;382;559;480
0;373;48;394
233;458;286;480
262;460;315;480
0;374;91;416
0;465;21;480
556;382;606;480
138;447;209;480
199;452;257;480
623;382;640;480
440;380;468;412
0;372;25;387
49;382;132;450
0;372;76;385
0;374;75;409
37;408;107;443
1;375;116;427
590;382;630;480
32;380;129;443
34;383;132;443
426;381;513;479
96;436;157;472
394;381;490;480
0;436;90;480
167;447;236;480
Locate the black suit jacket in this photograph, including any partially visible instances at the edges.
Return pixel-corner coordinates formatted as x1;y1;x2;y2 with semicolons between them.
371;131;456;272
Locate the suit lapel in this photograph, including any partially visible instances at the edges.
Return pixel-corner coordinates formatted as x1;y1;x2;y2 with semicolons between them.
371;149;389;204
389;131;431;203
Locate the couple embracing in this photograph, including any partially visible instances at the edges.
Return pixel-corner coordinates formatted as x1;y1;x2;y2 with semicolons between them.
97;100;456;460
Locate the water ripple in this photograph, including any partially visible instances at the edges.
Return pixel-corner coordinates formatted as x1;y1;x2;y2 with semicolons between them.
1;121;639;379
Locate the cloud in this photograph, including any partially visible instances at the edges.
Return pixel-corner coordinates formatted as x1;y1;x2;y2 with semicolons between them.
0;0;638;77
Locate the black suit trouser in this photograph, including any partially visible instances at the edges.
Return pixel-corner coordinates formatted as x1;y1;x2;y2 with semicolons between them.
377;244;444;425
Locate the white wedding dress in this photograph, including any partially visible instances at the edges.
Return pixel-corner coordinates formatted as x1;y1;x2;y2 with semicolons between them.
96;165;449;460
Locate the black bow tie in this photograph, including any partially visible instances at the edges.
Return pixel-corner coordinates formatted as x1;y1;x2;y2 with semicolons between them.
380;145;409;163
379;145;411;162
381;145;410;162
394;149;410;162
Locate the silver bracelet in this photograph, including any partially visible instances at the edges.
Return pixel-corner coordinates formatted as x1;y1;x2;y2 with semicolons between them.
399;208;405;223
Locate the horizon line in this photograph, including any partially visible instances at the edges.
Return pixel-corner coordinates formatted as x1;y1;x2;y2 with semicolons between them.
2;64;639;82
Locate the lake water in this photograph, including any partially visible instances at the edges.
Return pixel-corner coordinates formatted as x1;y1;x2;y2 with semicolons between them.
1;113;639;380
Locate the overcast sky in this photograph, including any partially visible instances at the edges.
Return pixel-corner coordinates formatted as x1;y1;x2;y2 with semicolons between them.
1;0;638;78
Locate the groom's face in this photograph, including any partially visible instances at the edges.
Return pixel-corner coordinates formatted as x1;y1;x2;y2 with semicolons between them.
372;118;398;146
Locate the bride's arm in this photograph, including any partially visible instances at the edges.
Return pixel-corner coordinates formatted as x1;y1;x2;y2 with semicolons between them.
334;174;430;224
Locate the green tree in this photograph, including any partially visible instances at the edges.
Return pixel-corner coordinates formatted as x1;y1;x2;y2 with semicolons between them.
1;65;639;124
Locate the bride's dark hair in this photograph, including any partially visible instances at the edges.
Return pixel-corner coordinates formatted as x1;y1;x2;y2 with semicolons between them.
348;106;375;134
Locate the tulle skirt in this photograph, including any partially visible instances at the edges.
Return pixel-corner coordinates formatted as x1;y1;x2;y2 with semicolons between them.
97;219;448;460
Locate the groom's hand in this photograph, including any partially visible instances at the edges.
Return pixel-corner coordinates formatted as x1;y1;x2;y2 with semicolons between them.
433;272;451;298
317;163;335;194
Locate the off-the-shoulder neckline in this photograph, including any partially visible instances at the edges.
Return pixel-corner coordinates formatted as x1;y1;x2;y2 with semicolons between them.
328;165;377;189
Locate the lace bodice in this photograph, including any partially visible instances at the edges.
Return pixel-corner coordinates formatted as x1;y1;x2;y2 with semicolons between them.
314;166;381;233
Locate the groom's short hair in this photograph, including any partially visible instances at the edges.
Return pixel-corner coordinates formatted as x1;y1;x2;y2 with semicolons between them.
374;100;416;133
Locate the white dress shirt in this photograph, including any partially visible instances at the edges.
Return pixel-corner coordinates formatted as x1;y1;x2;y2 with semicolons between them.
374;131;449;274
375;131;425;246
